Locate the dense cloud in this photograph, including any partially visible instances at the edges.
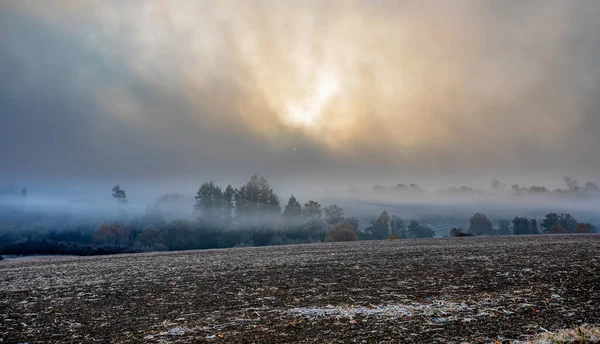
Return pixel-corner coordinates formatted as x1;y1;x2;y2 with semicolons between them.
2;0;600;185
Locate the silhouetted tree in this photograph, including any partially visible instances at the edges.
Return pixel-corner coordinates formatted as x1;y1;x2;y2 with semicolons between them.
584;182;600;193
395;184;408;190
302;200;322;219
563;176;581;192
541;213;560;232
407;220;434;238
468;213;493;235
512;217;530;235
540;213;578;233
390;215;406;238
302;200;323;232
324;204;345;226
511;184;521;195
343;217;360;232
558;213;577;232
223;185;235;226
528;186;548;194
112;185;128;212
366;211;390;240
409;184;424;192
194;182;224;224
283;195;302;219
530;218;539;235
498;220;511;235
235;175;281;218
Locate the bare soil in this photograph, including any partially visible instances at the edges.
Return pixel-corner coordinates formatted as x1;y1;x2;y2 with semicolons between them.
1;234;599;343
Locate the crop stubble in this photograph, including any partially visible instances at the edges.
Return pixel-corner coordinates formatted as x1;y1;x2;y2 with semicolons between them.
1;235;599;343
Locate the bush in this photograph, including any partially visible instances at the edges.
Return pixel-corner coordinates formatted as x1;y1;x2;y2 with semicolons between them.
468;213;493;235
325;224;358;242
549;224;566;234
449;227;473;237
386;234;401;240
575;223;594;233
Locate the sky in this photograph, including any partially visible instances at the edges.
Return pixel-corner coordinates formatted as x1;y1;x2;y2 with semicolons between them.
2;0;600;190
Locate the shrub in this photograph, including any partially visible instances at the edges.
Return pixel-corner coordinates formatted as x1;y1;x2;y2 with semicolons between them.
407;220;435;238
532;325;599;343
575;223;594;233
468;213;493;235
325;224;358;242
449;227;473;237
548;224;566;234
386;234;401;240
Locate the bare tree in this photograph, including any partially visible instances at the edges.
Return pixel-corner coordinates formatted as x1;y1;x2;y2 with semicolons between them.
563;176;581;192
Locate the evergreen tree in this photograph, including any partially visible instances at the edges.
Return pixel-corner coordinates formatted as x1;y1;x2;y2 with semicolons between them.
234;175;281;219
194;182;224;224
283;195;302;219
223;184;235;225
512;217;530;235
530;218;539;235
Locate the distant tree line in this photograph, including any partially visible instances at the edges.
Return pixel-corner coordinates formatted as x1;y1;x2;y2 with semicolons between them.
364;176;600;198
0;175;597;258
449;212;595;237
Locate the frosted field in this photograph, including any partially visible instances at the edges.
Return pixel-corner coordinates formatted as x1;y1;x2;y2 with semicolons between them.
1;235;599;343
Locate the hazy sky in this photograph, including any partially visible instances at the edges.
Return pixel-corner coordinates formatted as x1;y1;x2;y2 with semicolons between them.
2;0;600;186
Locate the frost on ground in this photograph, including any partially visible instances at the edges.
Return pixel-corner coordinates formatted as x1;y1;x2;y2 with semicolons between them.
1;234;599;343
288;301;489;323
527;325;600;343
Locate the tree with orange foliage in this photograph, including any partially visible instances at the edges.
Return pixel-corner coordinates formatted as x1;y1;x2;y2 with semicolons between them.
325;224;358;242
94;223;131;246
575;223;594;233
548;224;566;234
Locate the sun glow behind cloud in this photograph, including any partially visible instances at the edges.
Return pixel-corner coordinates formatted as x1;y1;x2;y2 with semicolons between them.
286;72;340;127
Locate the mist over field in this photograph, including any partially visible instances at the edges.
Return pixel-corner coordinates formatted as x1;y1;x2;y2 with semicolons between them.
1;176;600;234
2;0;600;249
